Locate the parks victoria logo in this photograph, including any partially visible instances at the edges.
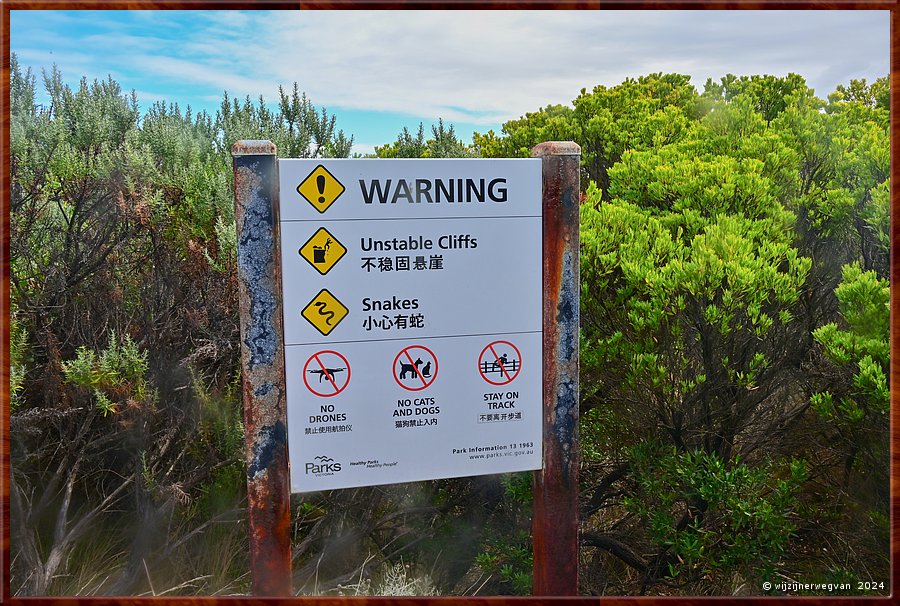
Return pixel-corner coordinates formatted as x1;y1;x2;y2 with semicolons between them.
305;455;342;476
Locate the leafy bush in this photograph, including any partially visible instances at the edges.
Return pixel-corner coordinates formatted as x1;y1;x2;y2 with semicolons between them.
624;444;806;588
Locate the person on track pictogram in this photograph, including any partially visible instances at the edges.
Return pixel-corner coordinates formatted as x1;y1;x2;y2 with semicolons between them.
491;353;510;373
478;341;522;386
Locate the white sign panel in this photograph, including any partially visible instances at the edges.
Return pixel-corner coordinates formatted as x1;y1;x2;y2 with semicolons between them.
279;159;542;492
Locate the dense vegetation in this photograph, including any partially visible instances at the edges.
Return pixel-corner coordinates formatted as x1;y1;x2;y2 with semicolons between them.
9;55;889;596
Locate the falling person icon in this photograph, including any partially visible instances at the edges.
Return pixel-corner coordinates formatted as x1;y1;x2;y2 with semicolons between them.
312;238;333;264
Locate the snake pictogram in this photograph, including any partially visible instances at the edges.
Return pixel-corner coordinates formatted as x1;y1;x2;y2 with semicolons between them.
314;301;335;325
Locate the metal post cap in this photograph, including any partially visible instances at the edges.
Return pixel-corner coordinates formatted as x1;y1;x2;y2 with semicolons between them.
531;141;581;157
232;140;277;157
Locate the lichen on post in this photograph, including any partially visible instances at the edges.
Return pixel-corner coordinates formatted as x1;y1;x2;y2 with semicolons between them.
232;140;292;596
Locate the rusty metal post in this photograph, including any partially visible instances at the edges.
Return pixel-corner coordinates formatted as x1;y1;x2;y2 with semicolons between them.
532;141;581;595
232;140;292;596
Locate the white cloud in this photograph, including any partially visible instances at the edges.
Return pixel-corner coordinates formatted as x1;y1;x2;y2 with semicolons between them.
219;10;888;123
350;143;379;156
131;54;274;97
130;89;172;104
12;9;889;128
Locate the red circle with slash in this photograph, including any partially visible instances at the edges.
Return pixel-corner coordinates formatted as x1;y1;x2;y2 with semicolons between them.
392;345;438;391
303;350;351;397
478;340;522;386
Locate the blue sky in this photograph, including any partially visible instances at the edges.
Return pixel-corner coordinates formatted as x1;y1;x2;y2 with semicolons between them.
10;10;890;155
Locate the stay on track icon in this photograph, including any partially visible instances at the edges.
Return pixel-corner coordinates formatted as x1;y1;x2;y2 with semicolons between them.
303;350;351;397
392;345;438;391
478;340;522;386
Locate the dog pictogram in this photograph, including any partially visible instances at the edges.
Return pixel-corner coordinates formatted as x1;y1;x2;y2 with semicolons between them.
392;345;438;391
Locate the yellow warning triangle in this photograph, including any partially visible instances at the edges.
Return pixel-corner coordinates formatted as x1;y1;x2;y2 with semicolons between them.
301;289;349;336
297;165;345;213
299;227;347;275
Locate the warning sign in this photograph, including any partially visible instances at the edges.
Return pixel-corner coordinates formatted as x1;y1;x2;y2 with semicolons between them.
299;227;346;275
297;165;345;213
301;289;349;336
478;340;522;385
393;345;438;391
303;350;350;397
279;158;544;493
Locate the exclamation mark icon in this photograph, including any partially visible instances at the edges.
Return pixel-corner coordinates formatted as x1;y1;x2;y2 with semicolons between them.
298;165;344;212
317;175;326;204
